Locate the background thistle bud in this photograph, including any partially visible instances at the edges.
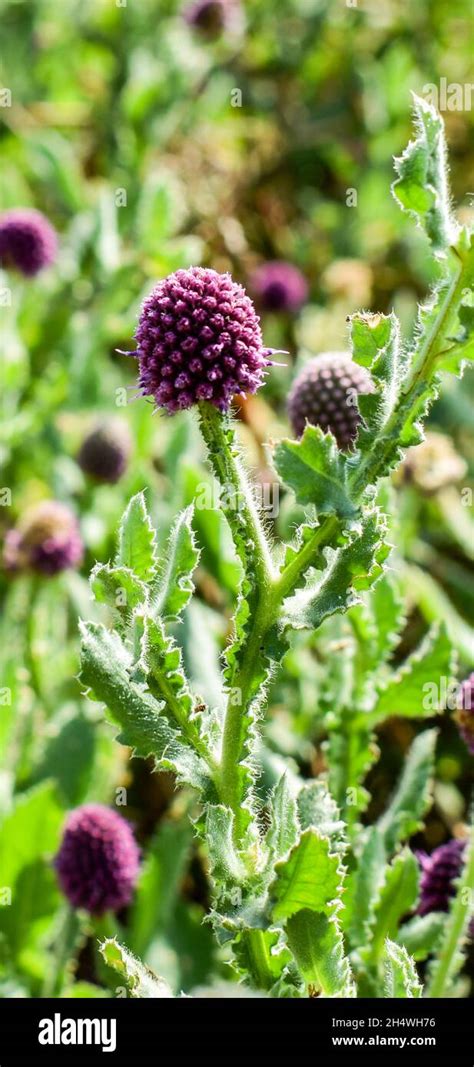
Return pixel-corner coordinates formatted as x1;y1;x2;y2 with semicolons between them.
77;419;132;484
416;839;470;925
251;260;308;313
2;500;83;576
287;351;374;449
0;208;57;276
55;804;140;915
455;673;474;755
184;0;238;35
134;266;272;414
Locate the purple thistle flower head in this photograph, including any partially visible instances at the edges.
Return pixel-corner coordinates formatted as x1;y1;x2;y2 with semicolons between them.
2;500;83;576
454;673;474;755
417;839;468;918
133;267;272;414
184;0;238;36
287;351;374;450
251;261;308;313
77;418;132;484
55;804;140;916
0;208;57;276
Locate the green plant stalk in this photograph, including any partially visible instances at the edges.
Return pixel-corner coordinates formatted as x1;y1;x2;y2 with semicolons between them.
197;248;470;851
237;928;279;991
41;905;82;997
197;402;276;587
426;823;474;998
349;247;469;497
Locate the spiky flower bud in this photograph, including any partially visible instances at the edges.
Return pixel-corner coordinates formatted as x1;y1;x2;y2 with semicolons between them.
399;432;467;494
133;267;272;414
77;419;132;484
251;261;308;313
0;209;57;276
55;804;140;915
287;351;374;449
417;839;468;916
2;500;83;576
454;673;474;755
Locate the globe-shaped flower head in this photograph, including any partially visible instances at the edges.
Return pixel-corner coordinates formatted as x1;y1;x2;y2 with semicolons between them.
77;419;132;484
55;804;140;915
3;500;83;576
133;267;272;414
454;672;474;755
252;261;308;313
287;351;374;450
0;208;57;276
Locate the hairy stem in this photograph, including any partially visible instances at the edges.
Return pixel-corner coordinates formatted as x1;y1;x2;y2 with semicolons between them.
197;401;276;586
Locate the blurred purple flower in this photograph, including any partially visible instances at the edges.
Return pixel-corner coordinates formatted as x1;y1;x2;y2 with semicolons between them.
2;500;83;576
77;419;132;484
251;261;308;313
287;351;374;449
55;804;140;916
184;0;237;36
0;208;57;276
455;672;474;755
417;840;472;935
133;266;272;414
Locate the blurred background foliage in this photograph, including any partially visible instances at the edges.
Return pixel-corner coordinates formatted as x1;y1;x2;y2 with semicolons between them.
0;0;473;995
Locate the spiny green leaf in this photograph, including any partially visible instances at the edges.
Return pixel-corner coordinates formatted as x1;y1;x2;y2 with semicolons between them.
206;805;248;888
392;94;457;255
90;563;148;621
79;621;212;794
266;774;300;864
343;827;387;949
377;729;437;852
383;939;423;998
397;913;445;962
270;830;343;922
296;781;346;854
116;492;158;581
152;505;200;621
350;311;404;459
99;938;174;998
273;425;358;520
286;910;355;997
231;929;293;990
363;850;419;964
367;624;455;726
281;510;387;631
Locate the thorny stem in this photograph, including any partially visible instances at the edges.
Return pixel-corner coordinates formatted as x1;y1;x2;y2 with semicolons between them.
196;246;470;855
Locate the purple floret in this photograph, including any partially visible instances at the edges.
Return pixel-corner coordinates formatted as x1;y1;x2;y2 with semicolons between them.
55;804;140;916
455;673;474;755
417;839;467;915
251;261;308;313
133;266;272;414
0;208;57;276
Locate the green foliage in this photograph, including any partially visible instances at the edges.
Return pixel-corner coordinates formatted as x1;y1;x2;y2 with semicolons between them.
1;1;473;1002
99;938;174;998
